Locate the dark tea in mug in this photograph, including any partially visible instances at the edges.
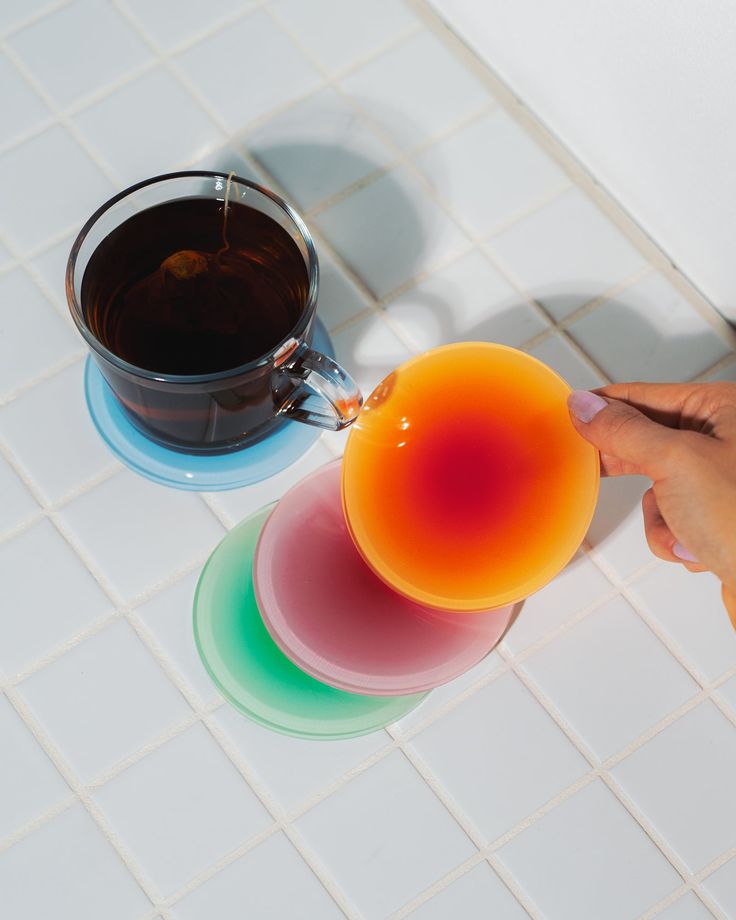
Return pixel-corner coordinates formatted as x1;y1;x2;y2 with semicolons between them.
82;198;309;375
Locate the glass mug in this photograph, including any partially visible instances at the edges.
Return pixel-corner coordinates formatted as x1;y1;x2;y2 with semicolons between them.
66;171;362;454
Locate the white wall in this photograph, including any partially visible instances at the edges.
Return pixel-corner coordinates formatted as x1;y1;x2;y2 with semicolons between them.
429;0;736;322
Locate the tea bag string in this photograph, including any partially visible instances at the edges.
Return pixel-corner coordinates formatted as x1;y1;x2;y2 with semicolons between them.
218;170;235;259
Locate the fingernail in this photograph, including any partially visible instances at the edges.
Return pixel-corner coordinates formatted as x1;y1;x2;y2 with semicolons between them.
673;542;698;563
568;390;608;423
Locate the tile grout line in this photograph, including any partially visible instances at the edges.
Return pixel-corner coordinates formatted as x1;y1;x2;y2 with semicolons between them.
640;887;721;920
0;0;72;39
0;347;86;409
0;795;77;856
512;264;655;352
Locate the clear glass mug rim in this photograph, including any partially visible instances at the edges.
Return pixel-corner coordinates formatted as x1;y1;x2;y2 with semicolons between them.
65;170;320;385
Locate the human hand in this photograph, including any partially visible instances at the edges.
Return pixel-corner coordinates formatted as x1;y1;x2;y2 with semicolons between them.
567;382;736;625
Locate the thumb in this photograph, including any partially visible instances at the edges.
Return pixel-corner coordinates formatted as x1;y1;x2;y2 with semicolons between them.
567;389;680;478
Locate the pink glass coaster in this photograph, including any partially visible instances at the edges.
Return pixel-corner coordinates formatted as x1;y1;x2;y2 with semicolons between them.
253;460;514;696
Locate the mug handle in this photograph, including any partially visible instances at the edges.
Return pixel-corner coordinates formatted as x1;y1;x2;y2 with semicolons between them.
277;343;363;430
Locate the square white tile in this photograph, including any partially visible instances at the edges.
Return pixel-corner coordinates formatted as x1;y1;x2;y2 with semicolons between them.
386;249;548;351
270;0;417;76
315;250;371;331
657;892;714;920
175;9;322;133
0;694;69;839
204;438;334;527
0;803;150;920
585;475;654;580
497;780;680;920
416;110;569;238
210;706;389;814
17;619;191;783
330;311;413;395
315;165;470;299
703;857;736;918
393;649;505;735
74;68;222;186
0;454;39;537
172;831;341;920
567;272;731;382
501;551;612;655
135;572;220;709
628;564;736;682
8;0;151;109
409;672;588;843
248;87;394;212
0;519;111;677
409;862;528;920
93;723;271;898
120;0;255;52
526;332;606;390
0;269;81;398
0;361;117;505
340;31;489;150
59;470;225;603
521;596;698;760
612;701;736;872
0;53;51;148
296;750;475;917
0;126;114;253
488;188;646;320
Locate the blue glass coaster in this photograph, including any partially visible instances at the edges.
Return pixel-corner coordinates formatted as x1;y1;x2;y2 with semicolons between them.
85;320;334;491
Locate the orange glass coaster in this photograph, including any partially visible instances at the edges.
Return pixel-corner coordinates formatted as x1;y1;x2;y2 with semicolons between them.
342;342;600;611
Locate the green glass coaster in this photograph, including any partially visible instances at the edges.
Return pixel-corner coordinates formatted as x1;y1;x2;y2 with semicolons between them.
193;505;427;739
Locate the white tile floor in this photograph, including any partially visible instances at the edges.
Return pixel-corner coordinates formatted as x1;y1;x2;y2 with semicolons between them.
1;2;735;919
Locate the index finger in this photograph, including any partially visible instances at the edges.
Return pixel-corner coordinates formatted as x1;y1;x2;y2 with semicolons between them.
593;382;707;428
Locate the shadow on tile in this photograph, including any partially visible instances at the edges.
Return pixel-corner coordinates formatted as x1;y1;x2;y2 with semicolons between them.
242;138;431;297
